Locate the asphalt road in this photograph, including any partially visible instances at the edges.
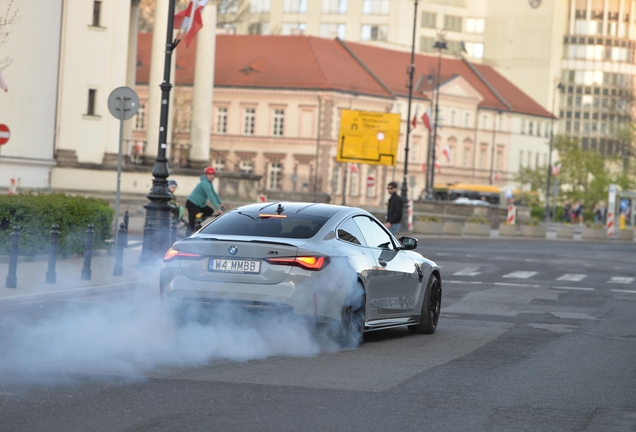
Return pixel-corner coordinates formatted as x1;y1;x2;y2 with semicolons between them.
0;239;635;432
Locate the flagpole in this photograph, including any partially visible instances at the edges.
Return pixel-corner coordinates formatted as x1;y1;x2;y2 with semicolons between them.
427;31;446;200
139;0;178;264
544;81;563;223
400;0;418;231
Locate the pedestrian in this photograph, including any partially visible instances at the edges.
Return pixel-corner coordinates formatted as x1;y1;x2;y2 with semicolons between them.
563;200;571;223
574;201;584;225
185;166;225;235
594;203;602;223
167;179;183;222
384;181;403;236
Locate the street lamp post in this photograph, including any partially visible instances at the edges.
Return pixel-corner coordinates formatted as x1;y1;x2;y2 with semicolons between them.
400;0;418;228
544;82;565;223
427;32;447;199
139;0;178;264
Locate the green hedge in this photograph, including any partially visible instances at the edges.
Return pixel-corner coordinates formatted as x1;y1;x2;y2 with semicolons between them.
0;193;114;257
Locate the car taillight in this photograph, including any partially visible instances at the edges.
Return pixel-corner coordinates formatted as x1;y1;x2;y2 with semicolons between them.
266;256;328;271
163;248;201;261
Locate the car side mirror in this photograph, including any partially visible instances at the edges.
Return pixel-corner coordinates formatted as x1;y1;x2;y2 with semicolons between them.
399;236;418;250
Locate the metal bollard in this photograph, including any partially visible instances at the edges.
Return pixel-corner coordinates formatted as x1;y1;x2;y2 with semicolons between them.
45;224;60;284
171;219;177;245
81;223;95;281
123;210;129;247
113;223;126;276
5;226;20;288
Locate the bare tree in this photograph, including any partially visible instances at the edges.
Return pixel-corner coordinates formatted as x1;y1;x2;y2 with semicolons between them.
0;0;20;71
139;0;253;33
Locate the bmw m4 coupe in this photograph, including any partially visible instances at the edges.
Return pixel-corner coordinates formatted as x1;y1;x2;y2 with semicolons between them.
160;202;441;346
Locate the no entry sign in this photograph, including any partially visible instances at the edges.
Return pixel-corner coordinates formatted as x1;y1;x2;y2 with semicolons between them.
0;124;9;145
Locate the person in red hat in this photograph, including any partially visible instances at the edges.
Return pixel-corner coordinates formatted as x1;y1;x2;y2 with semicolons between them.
185;166;225;235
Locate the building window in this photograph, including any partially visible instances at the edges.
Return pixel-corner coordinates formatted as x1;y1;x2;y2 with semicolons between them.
535;152;539;168
527;151;532;167
464;42;484;59
134;104;145;130
361;25;388;41
322;0;348;14
248;22;269;34
520;119;526;134
219;0;239;14
284;0;308;13
349;171;359;196
87;89;97;116
273;109;285;136
479;148;486;169
282;22;306;34
250;0;271;13
244;108;255;135
320;23;346;39
496;150;502;170
528;121;534;135
362;0;390;15
419;36;435;53
463;148;469;168
450;110;456;126
411;142;418;162
537;122;541;137
216;107;227;134
465;17;484;34
421;12;436;28
268;162;281;190
213;159;225;172
240;160;253;174
519;150;523;169
443;15;462;32
92;0;102;27
464;112;471;128
482;114;488;129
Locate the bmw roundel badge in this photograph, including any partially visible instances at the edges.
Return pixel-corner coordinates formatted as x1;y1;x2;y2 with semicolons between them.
228;246;238;255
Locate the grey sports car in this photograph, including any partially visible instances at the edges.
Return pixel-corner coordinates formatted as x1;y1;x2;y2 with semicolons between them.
160;202;441;346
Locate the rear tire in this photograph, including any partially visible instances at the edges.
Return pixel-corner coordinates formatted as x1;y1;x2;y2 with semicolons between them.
338;283;366;348
408;274;441;335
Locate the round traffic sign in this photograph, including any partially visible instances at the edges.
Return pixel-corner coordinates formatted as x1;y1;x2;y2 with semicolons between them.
0;124;10;145
367;176;375;188
107;87;140;120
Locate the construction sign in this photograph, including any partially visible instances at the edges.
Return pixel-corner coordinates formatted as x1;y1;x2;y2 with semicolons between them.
337;110;401;167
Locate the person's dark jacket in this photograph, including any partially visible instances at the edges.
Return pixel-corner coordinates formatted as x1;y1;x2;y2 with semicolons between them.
386;193;403;224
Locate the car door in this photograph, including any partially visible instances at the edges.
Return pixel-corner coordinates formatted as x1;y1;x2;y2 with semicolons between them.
352;215;419;316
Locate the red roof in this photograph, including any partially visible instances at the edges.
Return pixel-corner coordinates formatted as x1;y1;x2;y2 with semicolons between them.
136;33;552;118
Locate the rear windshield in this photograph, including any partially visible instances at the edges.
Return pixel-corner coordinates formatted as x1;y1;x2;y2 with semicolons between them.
200;211;328;239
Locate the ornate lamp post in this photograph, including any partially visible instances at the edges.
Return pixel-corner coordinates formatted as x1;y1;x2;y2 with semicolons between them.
427;31;447;199
139;0;178;264
399;0;418;229
544;81;565;223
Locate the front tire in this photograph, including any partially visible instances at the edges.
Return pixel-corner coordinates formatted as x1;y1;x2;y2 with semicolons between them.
409;274;441;335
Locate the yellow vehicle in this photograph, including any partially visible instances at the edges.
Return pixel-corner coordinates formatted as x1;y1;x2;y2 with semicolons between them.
420;183;506;206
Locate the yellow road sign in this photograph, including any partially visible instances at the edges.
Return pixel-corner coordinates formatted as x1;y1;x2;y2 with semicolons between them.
337;110;401;167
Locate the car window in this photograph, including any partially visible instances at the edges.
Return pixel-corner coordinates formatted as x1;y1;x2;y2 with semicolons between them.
336;218;366;246
353;216;395;250
200;211;327;238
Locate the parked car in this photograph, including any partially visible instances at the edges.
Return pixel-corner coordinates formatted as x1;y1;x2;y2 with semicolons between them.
160;202;442;347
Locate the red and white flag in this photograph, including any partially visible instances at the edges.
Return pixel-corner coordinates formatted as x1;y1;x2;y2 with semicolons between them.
421;106;432;132
442;146;451;162
174;0;209;48
0;70;7;92
411;106;419;129
551;162;561;176
350;163;359;173
434;160;441;173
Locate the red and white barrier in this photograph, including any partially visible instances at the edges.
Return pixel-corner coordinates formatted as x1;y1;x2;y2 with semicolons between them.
8;177;16;195
507;205;516;225
407;200;413;231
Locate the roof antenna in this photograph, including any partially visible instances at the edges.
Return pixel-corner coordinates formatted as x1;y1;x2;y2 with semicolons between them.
276;203;285;214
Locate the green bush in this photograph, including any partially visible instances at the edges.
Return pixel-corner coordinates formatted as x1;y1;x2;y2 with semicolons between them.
418;215;441;222
0;193;114;257
524;218;542;226
467;216;489;225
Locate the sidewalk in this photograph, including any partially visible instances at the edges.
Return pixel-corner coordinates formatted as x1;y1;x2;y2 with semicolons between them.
0;243;160;304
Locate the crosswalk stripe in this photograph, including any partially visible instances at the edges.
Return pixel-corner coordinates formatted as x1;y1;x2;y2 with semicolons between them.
611;289;636;294
608;277;635;284
453;267;481;276
556;274;587;282
502;271;537;279
551;286;595;291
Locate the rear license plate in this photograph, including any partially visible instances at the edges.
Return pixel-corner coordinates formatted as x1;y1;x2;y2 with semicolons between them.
208;258;261;274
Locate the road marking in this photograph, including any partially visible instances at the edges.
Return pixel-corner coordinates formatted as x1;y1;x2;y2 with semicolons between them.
556;274;587;282
435;253;451;256
608;277;635;284
551;286;595;291
453;267;481;276
444;280;483;285
494;282;542;288
610;289;636;294
502;271;537;279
